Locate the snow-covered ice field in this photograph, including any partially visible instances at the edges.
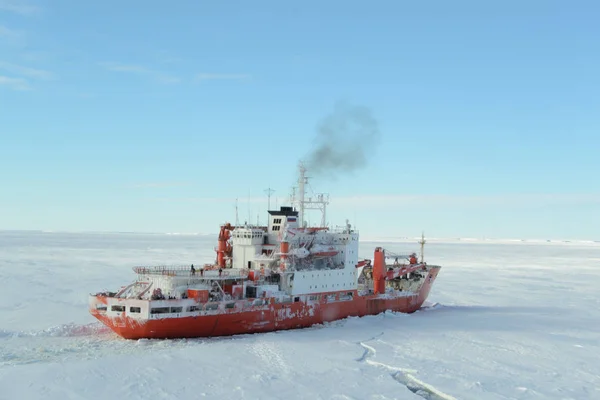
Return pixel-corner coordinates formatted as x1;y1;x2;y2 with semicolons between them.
0;231;598;399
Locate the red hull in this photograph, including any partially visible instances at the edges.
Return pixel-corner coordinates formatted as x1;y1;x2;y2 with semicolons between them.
92;268;439;340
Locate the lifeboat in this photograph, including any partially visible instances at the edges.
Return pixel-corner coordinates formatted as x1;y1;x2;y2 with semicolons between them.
309;245;338;258
290;247;310;258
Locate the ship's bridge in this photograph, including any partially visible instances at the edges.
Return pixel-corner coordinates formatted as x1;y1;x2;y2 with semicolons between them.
267;206;299;233
231;226;268;269
231;227;265;245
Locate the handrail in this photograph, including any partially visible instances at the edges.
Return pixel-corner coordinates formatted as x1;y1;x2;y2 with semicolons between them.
133;265;249;278
136;281;153;298
115;282;136;298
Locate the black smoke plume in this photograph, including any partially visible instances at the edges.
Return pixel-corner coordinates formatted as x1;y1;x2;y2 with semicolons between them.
304;101;380;178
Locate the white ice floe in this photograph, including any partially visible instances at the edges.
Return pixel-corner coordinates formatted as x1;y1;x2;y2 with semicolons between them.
0;231;598;400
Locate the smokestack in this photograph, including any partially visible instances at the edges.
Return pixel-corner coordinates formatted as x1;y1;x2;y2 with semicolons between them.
304;101;380;179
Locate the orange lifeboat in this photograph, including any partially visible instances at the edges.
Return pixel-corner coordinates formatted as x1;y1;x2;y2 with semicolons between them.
309;245;339;258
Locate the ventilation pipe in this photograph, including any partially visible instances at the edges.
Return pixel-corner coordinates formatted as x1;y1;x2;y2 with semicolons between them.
373;247;386;295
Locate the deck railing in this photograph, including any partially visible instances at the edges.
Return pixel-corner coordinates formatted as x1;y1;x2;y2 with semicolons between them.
132;265;248;279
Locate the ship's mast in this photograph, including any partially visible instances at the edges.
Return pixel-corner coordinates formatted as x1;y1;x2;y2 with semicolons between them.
264;187;275;210
235;198;239;226
419;231;426;263
289;187;296;207
298;162;306;227
295;161;330;228
303;193;329;227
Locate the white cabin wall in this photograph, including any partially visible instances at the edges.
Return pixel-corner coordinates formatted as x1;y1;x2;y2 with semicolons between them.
269;216;283;234
231;228;265;269
233;244;263;269
245;245;262;268
266;233;279;246
288;231;360;295
290;269;358;295
232;245;245;269
268;214;298;234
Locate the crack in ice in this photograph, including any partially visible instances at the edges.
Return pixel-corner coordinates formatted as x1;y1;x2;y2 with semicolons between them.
356;334;458;400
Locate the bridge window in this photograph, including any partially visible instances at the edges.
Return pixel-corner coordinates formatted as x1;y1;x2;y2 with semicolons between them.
129;306;141;313
111;305;125;312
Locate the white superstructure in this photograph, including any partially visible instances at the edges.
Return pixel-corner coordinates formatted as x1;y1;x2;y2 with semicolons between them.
222;161;363;297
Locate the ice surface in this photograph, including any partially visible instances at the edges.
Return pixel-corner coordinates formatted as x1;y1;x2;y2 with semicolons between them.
0;231;599;399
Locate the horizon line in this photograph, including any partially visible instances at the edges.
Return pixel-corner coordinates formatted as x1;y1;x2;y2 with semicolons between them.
0;229;597;244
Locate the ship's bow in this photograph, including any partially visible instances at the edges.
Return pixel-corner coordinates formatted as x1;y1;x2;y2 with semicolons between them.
416;265;441;308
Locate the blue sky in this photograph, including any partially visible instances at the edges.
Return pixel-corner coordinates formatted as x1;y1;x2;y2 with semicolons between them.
1;0;598;239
